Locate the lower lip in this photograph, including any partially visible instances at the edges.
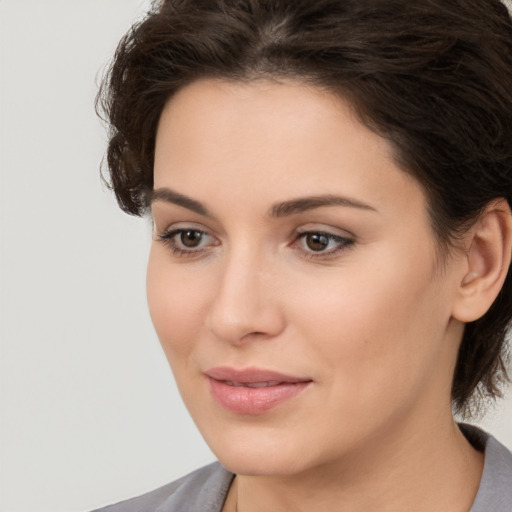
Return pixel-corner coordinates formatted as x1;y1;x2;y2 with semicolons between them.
208;378;311;414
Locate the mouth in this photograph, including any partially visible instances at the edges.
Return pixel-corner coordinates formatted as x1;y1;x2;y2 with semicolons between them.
204;367;313;414
222;380;284;387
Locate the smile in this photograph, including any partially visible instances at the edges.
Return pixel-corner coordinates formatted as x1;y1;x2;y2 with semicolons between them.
205;367;313;414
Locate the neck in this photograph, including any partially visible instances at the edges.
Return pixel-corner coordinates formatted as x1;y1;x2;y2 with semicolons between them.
225;416;484;512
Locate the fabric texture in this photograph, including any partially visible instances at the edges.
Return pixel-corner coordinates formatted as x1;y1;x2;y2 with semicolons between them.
91;424;512;512
90;463;233;512
460;424;512;512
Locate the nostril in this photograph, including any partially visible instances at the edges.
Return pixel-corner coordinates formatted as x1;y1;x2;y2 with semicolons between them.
206;308;285;345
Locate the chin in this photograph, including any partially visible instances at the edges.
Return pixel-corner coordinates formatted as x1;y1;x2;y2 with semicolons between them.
218;449;310;477
201;423;325;477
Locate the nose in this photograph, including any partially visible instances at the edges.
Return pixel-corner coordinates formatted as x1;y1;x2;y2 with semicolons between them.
206;250;286;345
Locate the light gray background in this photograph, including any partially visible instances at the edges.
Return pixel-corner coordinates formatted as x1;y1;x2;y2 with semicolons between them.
1;1;511;511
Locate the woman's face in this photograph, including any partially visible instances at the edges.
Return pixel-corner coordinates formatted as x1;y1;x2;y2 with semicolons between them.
148;79;466;476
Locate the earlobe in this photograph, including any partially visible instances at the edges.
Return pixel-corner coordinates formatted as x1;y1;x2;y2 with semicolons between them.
452;199;512;323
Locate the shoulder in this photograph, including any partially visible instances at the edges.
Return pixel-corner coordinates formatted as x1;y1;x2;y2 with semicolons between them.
460;424;512;512
90;462;234;512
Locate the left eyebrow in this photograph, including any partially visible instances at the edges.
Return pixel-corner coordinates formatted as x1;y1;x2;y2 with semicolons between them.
269;195;378;217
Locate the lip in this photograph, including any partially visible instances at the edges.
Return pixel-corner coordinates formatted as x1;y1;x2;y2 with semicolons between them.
205;366;313;415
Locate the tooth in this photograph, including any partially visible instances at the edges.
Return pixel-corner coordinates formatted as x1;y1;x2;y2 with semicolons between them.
246;381;280;388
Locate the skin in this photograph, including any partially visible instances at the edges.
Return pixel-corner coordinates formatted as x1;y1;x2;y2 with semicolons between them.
147;79;492;511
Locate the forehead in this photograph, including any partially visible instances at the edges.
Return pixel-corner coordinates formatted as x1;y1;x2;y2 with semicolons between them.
153;78;427;222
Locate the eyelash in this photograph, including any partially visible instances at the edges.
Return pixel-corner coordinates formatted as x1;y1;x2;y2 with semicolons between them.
157;228;217;257
295;231;354;260
157;228;355;260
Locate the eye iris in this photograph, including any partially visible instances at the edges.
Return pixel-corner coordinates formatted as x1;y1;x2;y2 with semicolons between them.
305;233;329;251
180;230;203;247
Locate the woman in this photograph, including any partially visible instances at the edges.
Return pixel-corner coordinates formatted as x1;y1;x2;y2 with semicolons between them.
93;0;512;510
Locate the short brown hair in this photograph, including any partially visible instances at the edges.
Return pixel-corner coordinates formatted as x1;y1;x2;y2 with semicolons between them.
97;0;512;416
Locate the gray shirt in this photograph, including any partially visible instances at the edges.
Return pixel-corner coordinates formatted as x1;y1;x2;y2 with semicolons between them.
91;424;512;512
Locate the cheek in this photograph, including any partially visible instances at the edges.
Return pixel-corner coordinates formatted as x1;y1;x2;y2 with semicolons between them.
289;253;447;387
287;265;451;445
146;247;209;359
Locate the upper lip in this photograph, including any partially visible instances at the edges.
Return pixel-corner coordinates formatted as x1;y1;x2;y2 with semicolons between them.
205;366;312;384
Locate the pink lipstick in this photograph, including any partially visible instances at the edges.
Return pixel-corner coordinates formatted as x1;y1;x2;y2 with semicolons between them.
205;367;312;414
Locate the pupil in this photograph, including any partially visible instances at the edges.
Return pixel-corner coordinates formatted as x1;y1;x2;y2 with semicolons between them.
306;233;329;251
181;230;202;247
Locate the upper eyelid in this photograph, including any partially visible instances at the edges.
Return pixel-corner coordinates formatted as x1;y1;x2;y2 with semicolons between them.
156;224;354;239
295;231;354;247
294;224;356;240
159;226;214;242
155;220;212;236
151;206;227;233
155;221;356;245
157;228;218;257
298;231;350;240
293;232;355;259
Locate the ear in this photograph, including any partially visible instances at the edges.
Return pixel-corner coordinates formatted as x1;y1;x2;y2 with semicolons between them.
452;199;512;322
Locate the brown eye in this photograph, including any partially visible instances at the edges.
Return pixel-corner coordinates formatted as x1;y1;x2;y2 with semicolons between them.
180;230;204;247
305;233;330;251
158;227;217;257
296;231;354;258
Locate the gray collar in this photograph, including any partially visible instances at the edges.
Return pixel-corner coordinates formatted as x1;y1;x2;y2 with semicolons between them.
460;424;512;512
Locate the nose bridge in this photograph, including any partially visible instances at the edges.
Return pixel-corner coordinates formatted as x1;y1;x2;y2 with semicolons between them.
206;241;283;343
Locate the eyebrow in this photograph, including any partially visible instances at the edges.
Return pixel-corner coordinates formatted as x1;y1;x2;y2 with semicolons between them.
149;188;211;216
150;187;377;217
270;195;377;217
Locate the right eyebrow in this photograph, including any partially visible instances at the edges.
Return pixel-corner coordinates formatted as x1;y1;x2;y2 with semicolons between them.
149;188;211;216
